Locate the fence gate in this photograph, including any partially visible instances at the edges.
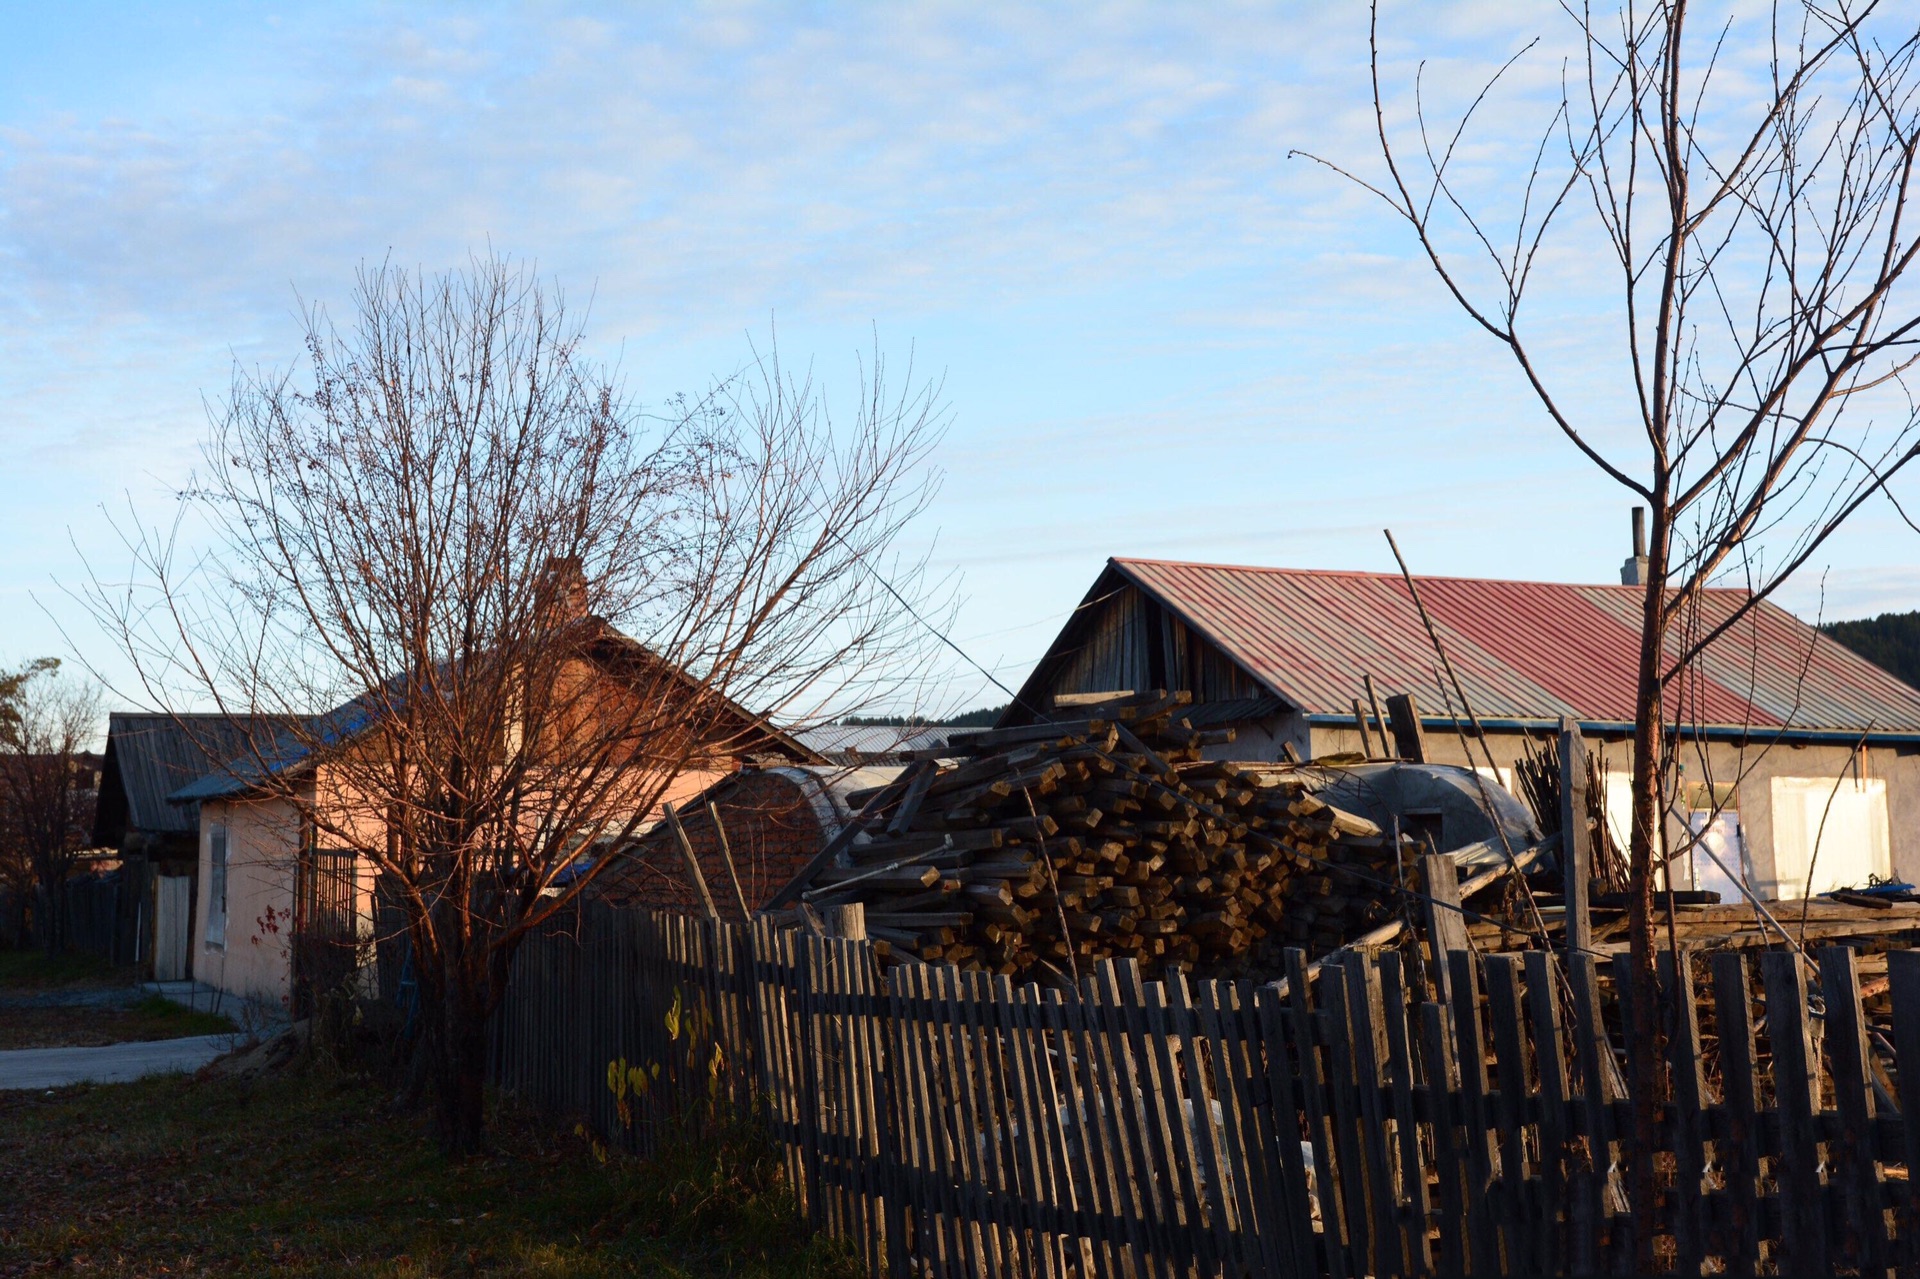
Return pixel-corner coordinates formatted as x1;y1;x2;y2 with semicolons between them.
153;875;192;981
293;848;361;1017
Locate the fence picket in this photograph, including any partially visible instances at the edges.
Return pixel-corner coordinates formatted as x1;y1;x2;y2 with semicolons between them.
481;905;1920;1279
1200;981;1286;1279
1444;949;1501;1279
1761;950;1827;1270
1104;963;1181;1270
1890;951;1920;1275
1482;954;1535;1273
1281;948;1351;1279
1658;949;1706;1275
1251;981;1318;1279
1074;975;1160;1279
1818;946;1888;1273
896;963;959;1277
1418;1001;1468;1279
1524;950;1571;1278
1378;953;1433;1278
1039;988;1116;1278
1708;952;1760;1278
1566;953;1616;1277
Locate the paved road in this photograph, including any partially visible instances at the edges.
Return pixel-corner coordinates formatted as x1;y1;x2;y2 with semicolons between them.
0;1033;241;1090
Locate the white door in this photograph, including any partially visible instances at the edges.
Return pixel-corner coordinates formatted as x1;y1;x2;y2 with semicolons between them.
154;875;192;982
1767;775;1891;899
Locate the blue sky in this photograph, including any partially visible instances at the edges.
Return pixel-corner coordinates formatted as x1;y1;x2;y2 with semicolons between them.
3;2;1916;717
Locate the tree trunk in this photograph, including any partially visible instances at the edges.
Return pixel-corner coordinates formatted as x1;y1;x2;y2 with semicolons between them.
1626;515;1671;1270
431;983;490;1157
38;880;67;957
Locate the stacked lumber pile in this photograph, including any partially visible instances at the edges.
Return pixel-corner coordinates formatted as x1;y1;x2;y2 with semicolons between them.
799;691;1420;981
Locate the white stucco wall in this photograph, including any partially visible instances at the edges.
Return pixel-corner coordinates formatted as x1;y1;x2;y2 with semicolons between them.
1312;721;1920;901
192;794;302;1008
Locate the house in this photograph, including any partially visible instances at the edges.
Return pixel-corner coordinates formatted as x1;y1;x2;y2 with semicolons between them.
90;714;282;978
1004;555;1920;903
165;622;821;1009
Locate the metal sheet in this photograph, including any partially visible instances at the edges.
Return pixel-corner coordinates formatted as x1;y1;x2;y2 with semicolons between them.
1088;558;1920;734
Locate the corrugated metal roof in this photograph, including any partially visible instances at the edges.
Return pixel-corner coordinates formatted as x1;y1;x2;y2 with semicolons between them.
94;714;291;840
792;725;952;761
1101;558;1920;735
168;620;822;804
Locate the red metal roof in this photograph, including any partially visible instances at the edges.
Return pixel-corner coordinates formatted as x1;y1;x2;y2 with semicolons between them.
1109;557;1920;734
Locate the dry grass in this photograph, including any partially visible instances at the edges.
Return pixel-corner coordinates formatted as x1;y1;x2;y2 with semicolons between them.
0;950;138;992
0;1065;861;1278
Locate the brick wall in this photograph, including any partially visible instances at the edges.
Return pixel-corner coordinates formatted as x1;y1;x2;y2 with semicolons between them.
593;769;834;919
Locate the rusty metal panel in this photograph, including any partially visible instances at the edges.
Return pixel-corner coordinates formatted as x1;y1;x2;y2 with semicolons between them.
1105;558;1920;734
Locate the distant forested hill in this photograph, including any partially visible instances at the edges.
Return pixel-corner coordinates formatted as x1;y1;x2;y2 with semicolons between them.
839;704;1006;728
1820;610;1920;688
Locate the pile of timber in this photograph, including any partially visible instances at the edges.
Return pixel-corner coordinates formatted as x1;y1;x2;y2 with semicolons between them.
796;691;1423;981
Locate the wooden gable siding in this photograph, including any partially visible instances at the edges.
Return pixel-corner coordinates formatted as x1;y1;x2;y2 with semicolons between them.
1046;584;1265;704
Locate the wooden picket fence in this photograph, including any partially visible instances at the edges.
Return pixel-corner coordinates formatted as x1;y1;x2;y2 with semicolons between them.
488;902;1920;1277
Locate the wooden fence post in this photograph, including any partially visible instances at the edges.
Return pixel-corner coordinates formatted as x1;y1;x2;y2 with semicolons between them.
1422;854;1468;1004
828;902;866;940
1558;717;1592;960
1385;693;1428;763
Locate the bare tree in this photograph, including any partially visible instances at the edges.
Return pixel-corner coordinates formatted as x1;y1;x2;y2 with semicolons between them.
85;257;944;1151
1304;0;1920;1253
0;659;103;956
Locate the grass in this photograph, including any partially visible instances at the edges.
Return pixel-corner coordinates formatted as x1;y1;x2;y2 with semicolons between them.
0;994;238;1050
0;1064;862;1278
0;948;138;991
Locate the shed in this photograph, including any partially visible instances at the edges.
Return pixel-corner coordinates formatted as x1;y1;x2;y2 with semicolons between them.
1006;556;1920;902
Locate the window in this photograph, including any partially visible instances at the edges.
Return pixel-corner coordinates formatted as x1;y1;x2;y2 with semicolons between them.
206;823;228;948
1767;775;1890;899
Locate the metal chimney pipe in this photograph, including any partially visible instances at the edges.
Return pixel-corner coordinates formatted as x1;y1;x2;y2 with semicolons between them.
1631;506;1647;558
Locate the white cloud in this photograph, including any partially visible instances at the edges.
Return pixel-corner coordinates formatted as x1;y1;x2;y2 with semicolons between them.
1;0;1913;699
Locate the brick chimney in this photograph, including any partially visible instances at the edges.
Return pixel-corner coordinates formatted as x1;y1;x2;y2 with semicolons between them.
536;556;591;628
1620;507;1649;586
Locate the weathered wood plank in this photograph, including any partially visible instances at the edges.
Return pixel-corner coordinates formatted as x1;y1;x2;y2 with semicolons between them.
1319;960;1378;1279
1557;719;1592;960
1708;952;1760;1279
1420;1001;1469;1279
1525;950;1572;1277
1889;951;1920;1277
1659;950;1707;1275
1378;952;1434;1276
1483;954;1535;1272
1422;854;1470;1006
1818;946;1888;1274
1444;949;1501;1279
1282;947;1351;1279
1566;953;1613;1278
1761;950;1826;1270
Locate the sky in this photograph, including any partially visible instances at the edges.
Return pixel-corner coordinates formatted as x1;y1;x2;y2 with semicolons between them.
3;2;1917;719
